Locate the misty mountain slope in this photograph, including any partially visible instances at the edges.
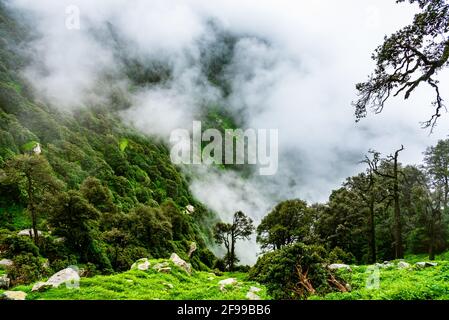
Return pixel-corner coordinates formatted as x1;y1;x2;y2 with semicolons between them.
0;3;221;276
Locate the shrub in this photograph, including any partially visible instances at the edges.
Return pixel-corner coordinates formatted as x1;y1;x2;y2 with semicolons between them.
328;247;355;264
3;234;39;257
8;253;46;285
249;243;331;300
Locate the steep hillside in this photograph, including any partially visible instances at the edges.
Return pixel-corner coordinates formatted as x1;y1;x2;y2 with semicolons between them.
0;2;221;286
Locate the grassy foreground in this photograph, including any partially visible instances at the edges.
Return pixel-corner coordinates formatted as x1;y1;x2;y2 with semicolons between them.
313;253;449;300
3;255;449;300
1;259;270;300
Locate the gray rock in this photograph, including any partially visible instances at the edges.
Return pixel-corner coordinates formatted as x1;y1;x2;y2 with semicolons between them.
185;205;195;214
30;267;79;292
328;264;352;271
0;274;10;289
32;143;42;155
46;267;80;288
375;262;394;269
131;258;151;271
218;278;238;291
0;259;13;268
31;281;52;292
188;242;197;258
153;262;170;272
249;286;261;293
170;253;191;275
42;259;50;269
246;291;261;300
17;229;42;237
1;291;27;300
398;261;411;269
159;267;171;273
163;282;174;289
416;262;438;268
55;237;66;243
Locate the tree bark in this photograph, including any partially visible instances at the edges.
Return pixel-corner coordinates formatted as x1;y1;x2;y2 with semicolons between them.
393;147;404;259
368;195;377;263
230;230;235;271
26;173;39;245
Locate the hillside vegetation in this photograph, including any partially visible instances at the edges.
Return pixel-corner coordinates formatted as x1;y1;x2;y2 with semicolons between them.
0;2;220;284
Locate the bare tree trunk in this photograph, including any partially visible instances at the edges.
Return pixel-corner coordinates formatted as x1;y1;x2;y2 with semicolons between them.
393;147;404;259
369;195;377;263
26;173;39;245
230;233;235;271
429;216;435;261
429;206;440;261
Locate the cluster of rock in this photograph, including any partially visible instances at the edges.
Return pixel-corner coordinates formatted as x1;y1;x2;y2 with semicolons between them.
130;252;192;276
217;278;261;300
328;264;352;272
375;260;438;269
328;260;439;272
0;266;80;300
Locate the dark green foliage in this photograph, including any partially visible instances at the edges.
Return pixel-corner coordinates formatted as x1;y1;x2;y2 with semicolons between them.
249;243;331;300
47;190;111;270
257;199;314;251
7;253;46;286
328;247;355;264
80;176;116;213
126;205;173;258
315;188;368;263
0;154;65;244
2;234;39;257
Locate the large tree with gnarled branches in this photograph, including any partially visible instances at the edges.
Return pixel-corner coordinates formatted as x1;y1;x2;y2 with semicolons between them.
354;0;449;130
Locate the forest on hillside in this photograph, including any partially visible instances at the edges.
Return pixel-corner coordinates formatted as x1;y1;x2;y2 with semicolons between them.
1;0;449;303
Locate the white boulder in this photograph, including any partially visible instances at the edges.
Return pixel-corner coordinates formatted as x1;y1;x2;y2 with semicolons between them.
218;278;238;291
46;267;80;288
1;291;27;300
0;259;13;268
32;281;51;292
185;205;195;214
416;262;438;268
131;258;151;271
170;253;191;275
18;229;42;237
188;242;197;258
246;291;261;300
